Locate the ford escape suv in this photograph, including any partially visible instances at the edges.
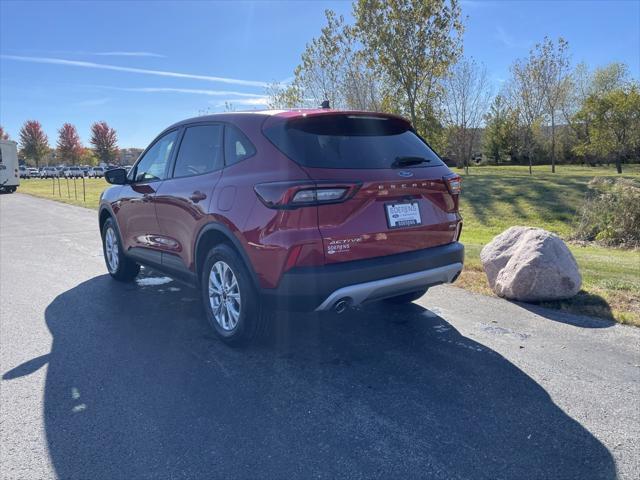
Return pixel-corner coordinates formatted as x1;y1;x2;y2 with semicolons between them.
99;109;464;345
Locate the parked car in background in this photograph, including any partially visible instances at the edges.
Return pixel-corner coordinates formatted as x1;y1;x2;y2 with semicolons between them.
18;165;29;178
40;167;58;178
28;167;39;178
64;166;84;178
88;166;105;178
55;166;65;177
99;109;464;345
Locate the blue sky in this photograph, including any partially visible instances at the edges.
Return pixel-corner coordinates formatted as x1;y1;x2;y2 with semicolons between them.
1;0;638;147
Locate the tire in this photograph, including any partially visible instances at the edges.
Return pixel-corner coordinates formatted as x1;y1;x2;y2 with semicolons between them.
101;218;140;281
383;289;428;305
201;244;268;346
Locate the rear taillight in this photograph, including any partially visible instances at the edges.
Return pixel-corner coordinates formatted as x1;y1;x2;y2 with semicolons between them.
292;188;347;204
254;180;361;209
444;174;462;195
455;222;463;241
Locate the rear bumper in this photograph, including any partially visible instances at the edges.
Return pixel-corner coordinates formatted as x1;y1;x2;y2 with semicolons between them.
261;242;464;311
314;262;462;311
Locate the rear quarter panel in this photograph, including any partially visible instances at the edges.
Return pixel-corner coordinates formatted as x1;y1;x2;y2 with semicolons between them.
212;116;324;289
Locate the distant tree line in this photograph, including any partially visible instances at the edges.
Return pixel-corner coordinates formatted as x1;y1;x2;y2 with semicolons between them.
0;120;120;167
267;0;639;174
484;47;639;174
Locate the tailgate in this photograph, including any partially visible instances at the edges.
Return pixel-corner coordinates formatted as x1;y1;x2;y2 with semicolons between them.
262;112;462;264
305;165;461;263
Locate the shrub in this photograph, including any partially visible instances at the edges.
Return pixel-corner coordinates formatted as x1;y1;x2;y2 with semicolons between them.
572;177;640;247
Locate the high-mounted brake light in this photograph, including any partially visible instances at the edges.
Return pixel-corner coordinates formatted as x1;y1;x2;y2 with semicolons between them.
254;181;361;209
444;174;462;195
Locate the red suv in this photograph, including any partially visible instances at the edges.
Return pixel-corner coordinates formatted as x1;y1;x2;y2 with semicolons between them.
99;109;463;344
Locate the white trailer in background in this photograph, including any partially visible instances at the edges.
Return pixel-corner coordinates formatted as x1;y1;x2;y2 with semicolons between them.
0;140;20;193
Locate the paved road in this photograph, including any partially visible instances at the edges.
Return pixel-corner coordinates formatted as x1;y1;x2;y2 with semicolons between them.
1;193;638;480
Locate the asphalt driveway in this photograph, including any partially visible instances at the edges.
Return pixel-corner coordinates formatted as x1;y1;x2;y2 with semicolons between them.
1;193;638;479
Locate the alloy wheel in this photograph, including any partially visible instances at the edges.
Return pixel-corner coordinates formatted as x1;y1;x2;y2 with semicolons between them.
104;227;119;273
208;261;241;331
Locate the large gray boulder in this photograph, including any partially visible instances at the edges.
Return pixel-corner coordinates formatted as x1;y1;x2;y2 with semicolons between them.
480;226;581;302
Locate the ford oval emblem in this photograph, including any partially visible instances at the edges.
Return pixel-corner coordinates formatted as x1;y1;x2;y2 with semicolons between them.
398;170;414;178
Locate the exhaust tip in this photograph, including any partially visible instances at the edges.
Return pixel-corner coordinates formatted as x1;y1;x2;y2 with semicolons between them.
450;270;462;283
334;298;351;314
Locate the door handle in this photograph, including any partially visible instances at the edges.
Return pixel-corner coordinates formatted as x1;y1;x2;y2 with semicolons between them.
189;191;207;203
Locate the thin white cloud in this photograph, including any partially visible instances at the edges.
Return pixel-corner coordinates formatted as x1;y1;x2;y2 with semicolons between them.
1;55;269;88
278;76;295;85
100;86;266;98
234;97;269;106
212;97;269;107
494;26;529;50
7;49;166;59
94;51;165;58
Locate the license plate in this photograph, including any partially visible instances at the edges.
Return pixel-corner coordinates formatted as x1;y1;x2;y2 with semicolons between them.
385;202;421;229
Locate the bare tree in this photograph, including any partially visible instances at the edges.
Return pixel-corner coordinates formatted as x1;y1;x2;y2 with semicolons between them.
441;58;492;174
339;25;382;111
530;37;571;173
294;10;349;108
508;57;546;174
266;10;382;111
266;81;303;109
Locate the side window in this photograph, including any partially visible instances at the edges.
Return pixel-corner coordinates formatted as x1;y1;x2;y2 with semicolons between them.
133;130;178;183
173;124;223;178
224;125;256;166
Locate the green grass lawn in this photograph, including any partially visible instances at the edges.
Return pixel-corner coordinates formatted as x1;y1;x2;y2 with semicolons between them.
18;176;105;209
452;164;639;325
17;165;640;325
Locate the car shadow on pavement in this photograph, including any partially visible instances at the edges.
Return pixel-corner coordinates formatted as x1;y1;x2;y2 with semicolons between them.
2;353;50;380
30;273;615;479
510;290;616;329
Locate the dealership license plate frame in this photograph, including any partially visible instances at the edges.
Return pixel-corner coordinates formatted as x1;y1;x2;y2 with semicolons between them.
385;201;422;229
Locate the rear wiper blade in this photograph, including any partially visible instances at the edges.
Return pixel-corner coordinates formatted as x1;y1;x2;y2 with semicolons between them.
391;156;432;168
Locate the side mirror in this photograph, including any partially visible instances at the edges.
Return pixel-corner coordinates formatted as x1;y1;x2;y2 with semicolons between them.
104;167;128;185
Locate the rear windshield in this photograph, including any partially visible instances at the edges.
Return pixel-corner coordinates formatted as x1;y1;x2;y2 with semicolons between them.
263;115;444;169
